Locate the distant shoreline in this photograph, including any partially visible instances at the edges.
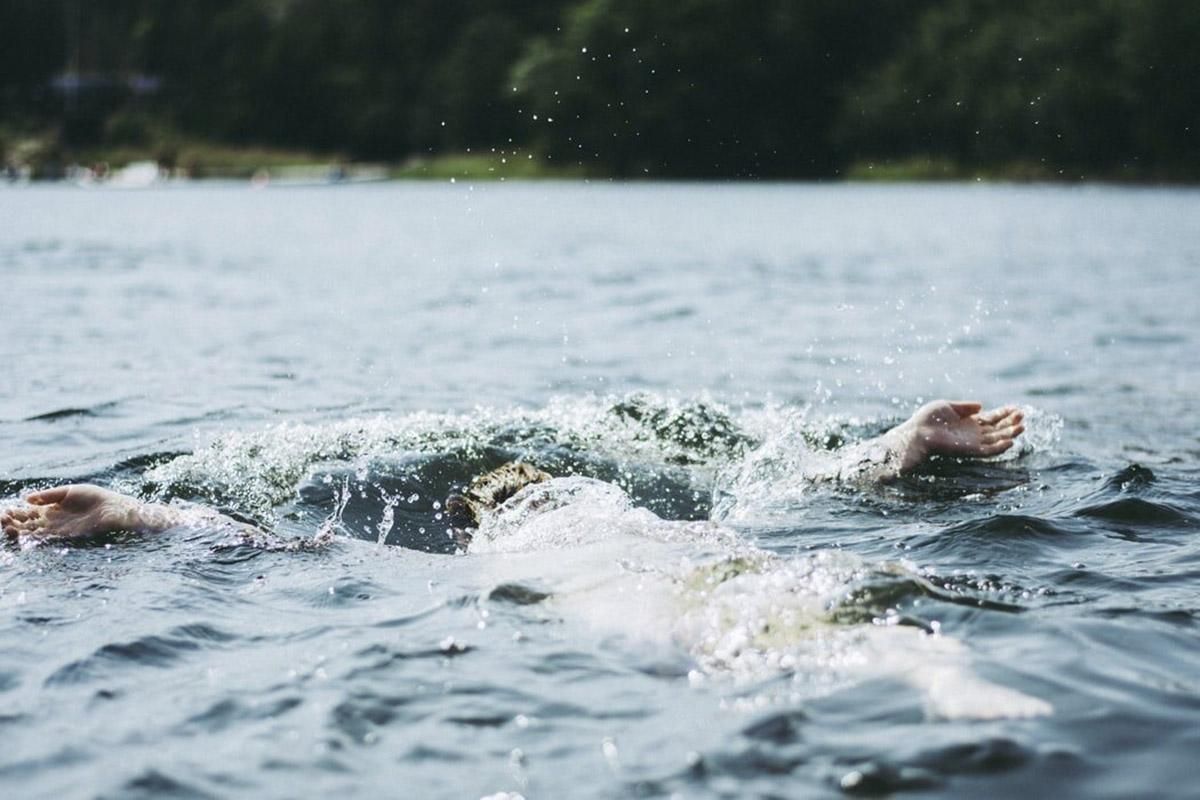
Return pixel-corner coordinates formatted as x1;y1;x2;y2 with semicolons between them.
4;140;1196;187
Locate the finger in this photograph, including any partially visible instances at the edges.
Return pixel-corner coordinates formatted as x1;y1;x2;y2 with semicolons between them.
949;401;983;417
995;408;1023;427
8;519;35;536
979;414;1019;437
983;423;1024;444
27;486;70;506
977;405;1015;425
981;439;1014;456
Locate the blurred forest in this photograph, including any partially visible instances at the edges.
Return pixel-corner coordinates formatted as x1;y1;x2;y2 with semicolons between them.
1;0;1197;179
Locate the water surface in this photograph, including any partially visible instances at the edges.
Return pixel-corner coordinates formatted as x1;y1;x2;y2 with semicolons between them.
1;182;1198;798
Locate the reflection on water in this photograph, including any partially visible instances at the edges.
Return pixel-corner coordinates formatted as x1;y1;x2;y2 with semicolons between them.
1;183;1199;798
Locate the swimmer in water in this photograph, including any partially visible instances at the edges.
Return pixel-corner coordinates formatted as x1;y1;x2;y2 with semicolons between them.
1;400;1023;541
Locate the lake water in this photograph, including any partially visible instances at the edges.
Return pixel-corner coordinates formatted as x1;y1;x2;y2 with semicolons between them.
1;182;1198;799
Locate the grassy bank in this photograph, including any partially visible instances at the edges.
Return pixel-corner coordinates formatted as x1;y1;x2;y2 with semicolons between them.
1;128;335;180
391;152;588;180
2;129;591;182
4;128;1192;184
843;156;1188;184
85;142;330;179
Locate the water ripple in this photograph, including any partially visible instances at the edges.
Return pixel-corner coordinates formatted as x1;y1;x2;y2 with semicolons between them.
44;623;237;686
1075;497;1195;527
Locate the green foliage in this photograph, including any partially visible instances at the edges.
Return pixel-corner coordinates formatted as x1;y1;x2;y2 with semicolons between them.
0;0;65;98
390;152;586;180
511;0;925;177
840;0;1200;179
845;157;966;182
0;0;1196;179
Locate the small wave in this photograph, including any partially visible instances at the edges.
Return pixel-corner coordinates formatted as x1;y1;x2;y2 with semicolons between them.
328;691;423;746
1102;463;1156;491
909;736;1056;776
1075;497;1194;527
834;571;1034;620
487;582;552;605
739;709;808;743
44;623;238;686
180;695;304;735
1088;607;1197;627
699;725;1061;794
23;406;101;422
930;514;1089;545
0;711;26;728
1026;383;1086;397
120;768;214;800
342;640;473;682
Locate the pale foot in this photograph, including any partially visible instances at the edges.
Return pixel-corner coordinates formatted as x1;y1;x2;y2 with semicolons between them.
892;400;1025;472
1;484;142;540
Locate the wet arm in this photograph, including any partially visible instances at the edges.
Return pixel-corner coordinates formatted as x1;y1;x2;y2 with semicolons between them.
2;484;260;541
828;400;1024;482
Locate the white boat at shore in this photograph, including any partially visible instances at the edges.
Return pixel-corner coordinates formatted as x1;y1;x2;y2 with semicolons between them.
75;160;169;189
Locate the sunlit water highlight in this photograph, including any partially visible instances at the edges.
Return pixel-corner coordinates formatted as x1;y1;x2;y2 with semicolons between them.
1;182;1198;798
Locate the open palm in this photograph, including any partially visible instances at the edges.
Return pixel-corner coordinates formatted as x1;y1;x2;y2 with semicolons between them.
911;400;1024;460
1;484;134;539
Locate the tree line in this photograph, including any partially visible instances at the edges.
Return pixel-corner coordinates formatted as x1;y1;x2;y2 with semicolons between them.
1;0;1196;179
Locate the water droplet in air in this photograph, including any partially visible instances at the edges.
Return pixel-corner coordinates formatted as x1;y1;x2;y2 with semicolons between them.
601;737;620;770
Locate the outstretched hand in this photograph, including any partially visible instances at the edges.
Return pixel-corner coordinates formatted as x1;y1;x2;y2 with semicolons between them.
898;400;1025;472
1;484;137;540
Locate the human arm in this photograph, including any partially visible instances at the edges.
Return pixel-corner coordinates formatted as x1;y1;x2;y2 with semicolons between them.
1;484;257;541
828;401;1025;482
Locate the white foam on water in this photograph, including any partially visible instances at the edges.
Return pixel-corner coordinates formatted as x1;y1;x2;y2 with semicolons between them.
144;393;1061;525
471;476;740;554
140;396;1059;719
712;404;1065;523
473;477;1052;720
144;393;750;518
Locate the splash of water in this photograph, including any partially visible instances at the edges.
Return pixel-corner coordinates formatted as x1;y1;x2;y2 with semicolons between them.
470;476;1052;720
145;393;751;518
